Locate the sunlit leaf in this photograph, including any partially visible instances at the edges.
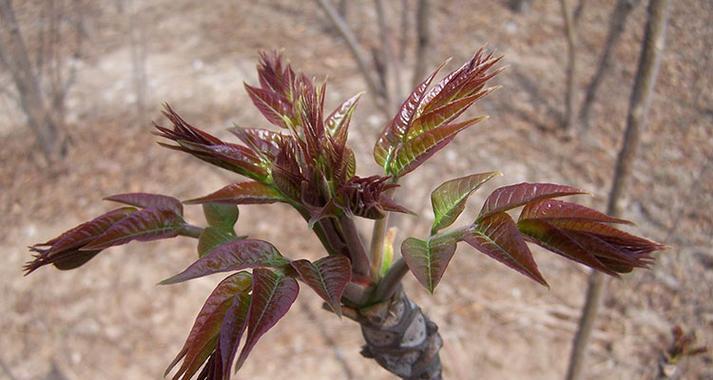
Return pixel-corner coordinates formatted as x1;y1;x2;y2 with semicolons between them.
462;212;547;286
374;61;447;168
326;92;362;139
166;272;252;380
519;199;632;225
431;172;499;233
160;239;290;284
290;256;351;315
517;219;617;276
401;235;458;293
81;207;183;251
185;182;284;205
236;268;299;370
478;183;586;220
229;127;286;161
409;88;495;138
390;116;486;176
104;193;183;215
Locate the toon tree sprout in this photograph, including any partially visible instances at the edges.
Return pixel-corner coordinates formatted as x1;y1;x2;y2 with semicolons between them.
25;49;664;380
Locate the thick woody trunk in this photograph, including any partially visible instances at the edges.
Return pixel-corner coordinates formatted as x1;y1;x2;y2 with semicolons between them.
359;291;443;380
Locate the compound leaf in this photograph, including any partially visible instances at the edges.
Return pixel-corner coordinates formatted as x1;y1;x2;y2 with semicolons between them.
401;235;458;293
290;256;351;315
463;212;547;286
431;171;499;233
479;183;586;220
160;239;290;284
81;207;184;251
236;269;299;370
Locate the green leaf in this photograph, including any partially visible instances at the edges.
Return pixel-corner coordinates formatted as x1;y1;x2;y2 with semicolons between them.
165;272;252;380
389;116;487;176
81;207;183;251
185;182;284;205
478;182;586;220
197;227;237;257
202;203;239;230
462;212;548;286
401;235;458;293
431;171;499;233
290;256;351;316
160;239;290;284
236;268;299;370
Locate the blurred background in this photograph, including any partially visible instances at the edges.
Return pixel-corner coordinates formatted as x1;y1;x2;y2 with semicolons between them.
1;0;711;379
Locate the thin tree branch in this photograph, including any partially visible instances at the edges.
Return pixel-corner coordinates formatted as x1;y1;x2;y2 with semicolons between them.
559;0;577;132
566;1;671;379
412;0;431;87
315;0;388;113
579;0;640;131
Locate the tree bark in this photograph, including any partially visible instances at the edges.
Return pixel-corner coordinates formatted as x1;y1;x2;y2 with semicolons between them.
0;0;65;161
579;0;640;131
359;291;443;380
559;0;577;132
565;1;670;379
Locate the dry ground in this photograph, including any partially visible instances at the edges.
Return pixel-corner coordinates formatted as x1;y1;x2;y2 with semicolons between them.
1;1;711;379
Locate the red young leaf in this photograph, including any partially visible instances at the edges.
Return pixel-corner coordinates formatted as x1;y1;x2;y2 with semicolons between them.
462;212;548;286
519;199;632;225
160;239;290;284
25;207;136;274
374;61;447;168
409;87;495;139
244;83;290;128
166;272;252;380
104;193;183;215
184;182;284;205
215;291;251;379
236;268;299;370
325;92;362;139
290;256;351;315
401;235;458;293
517;219;617;276
431;171;500;233
229;127;286;161
390;116;487;176
421;49;502;114
81;207;184;251
478;183;586;220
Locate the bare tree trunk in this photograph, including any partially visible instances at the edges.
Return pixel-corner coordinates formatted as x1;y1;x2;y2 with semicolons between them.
0;0;64;161
359;291;443;380
559;0;577;132
411;0;430;87
565;1;670;379
579;0;640;131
